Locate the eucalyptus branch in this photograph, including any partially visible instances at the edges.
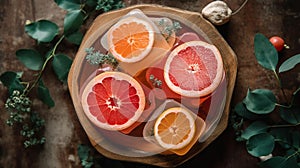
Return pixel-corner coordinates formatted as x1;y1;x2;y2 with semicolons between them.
274;139;300;155
0;0;125;149
273;70;289;103
269;122;300;129
26;35;65;94
275;103;291;108
233;33;300;167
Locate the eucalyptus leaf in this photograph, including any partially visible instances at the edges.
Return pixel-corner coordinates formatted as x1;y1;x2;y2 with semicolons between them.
64;10;84;35
234;102;262;120
38;80;55;107
77;144;91;161
16;49;44;71
246;133;275;157
66;31;83;45
77;144;94;168
0;71;25;94
259;156;299;168
270;128;291;149
243;89;277;114
279;54;300;73
25;20;59;43
279;106;300;125
254;33;278;71
291;131;300;148
54;0;81;11
52;54;73;82
85;0;97;7
241;121;269;140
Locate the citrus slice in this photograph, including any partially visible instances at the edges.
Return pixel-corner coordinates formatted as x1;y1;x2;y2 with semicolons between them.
81;71;146;131
107;16;154;63
164;40;224;97
154;107;196;150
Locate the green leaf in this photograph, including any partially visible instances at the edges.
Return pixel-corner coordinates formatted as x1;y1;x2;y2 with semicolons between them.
254;33;278;71
66;31;83;45
279;106;300;125
241;121;269;140
246;133;275;157
234;102;263;120
25;20;59;43
279;54;300;73
77;144;94;168
16;49;44;71
38;80;55;107
64;10;84;35
243;89;277;114
270;128;291;149
291;131;300;148
77;144;91;161
0;71;25;94
259;156;299;168
52;54;73;82
54;0;81;11
85;0;97;7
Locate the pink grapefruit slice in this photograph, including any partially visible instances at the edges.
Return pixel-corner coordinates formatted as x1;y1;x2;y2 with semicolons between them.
164;40;224;97
81;71;146;131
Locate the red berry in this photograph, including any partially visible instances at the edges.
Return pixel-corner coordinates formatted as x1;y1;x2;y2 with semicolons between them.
269;36;285;51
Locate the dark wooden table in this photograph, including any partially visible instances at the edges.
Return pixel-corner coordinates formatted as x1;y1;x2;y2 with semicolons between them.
0;0;299;167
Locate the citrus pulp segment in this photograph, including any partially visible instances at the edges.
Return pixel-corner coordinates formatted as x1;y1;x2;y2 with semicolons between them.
154;107;196;150
81;71;146;131
164;40;224;97
107;16;154;63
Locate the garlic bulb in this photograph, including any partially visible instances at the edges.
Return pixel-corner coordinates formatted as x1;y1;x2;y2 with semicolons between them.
201;1;232;25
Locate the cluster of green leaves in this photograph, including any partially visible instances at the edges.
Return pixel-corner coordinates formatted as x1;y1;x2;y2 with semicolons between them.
77;144;124;168
158;19;182;41
232;33;300;168
4;90;46;147
149;74;162;88
85;47;119;68
0;0;125;148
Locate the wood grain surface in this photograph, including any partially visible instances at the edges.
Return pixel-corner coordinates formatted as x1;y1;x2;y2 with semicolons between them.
0;0;299;168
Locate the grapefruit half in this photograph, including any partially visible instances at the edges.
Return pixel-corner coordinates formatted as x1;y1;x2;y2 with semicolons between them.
164;40;224;97
81;71;146;131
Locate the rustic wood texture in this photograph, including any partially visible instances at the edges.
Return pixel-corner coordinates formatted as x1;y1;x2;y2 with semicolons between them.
0;0;299;168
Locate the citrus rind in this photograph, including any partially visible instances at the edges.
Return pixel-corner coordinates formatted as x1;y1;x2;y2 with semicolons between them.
153;107;196;150
81;71;146;131
164;40;224;97
107;16;155;63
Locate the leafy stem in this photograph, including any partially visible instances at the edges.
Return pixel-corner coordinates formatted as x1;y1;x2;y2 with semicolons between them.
273;70;289;103
26;35;65;94
269;122;300;129
0;0;125;149
233;33;300;167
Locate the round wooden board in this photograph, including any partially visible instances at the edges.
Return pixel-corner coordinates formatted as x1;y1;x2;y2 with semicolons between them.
68;4;237;167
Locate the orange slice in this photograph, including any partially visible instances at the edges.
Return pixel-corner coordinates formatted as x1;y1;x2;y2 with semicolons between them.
107;16;154;63
81;71;146;131
164;40;224;97
154;107;196;150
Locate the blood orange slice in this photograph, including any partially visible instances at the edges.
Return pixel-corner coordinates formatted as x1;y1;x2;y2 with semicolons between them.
107;16;154;63
81;71;146;131
164;40;224;97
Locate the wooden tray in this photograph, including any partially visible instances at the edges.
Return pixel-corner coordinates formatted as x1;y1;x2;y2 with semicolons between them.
68;4;237;167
